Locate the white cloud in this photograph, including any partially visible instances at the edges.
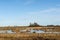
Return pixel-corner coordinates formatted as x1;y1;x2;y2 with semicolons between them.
24;0;35;5
0;7;60;26
25;8;60;25
27;8;60;15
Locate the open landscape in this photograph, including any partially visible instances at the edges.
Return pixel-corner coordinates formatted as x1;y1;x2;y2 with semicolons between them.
0;33;60;40
0;24;60;40
0;0;60;40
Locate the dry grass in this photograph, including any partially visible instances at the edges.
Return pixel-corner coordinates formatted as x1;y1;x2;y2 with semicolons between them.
0;27;60;40
0;33;60;40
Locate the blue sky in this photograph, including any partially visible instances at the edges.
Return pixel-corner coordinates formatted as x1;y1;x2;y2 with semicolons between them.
0;0;60;26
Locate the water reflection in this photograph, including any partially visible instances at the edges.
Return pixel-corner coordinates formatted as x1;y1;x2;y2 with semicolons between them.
0;29;60;34
29;30;45;33
0;30;16;33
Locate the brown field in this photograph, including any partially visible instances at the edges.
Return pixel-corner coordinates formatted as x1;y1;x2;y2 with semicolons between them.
0;26;60;40
0;33;60;40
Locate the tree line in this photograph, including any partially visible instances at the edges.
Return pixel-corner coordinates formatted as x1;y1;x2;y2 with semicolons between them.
28;22;60;27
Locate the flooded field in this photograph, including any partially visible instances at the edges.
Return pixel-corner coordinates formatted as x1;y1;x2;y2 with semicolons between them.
0;27;60;40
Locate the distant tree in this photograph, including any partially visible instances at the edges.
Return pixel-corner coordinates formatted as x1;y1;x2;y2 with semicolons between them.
47;25;54;27
55;25;60;27
29;22;40;27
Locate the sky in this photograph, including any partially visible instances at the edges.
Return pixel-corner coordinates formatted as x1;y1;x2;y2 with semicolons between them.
0;0;60;26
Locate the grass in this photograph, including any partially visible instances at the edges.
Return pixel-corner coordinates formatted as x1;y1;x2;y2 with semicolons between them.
0;26;60;40
0;33;60;40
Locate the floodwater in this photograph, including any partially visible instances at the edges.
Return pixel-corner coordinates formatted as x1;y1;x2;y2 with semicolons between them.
0;30;60;34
